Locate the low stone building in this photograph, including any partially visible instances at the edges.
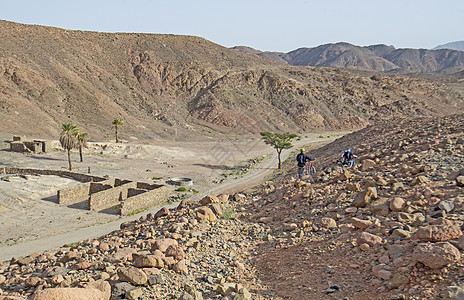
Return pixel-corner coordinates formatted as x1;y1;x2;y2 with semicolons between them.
9;136;51;154
1;167;170;216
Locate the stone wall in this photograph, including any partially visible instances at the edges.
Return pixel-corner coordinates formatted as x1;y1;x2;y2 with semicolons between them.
89;181;137;211
10;142;27;153
58;182;91;205
1;167;171;216
1;167;107;183
120;185;170;216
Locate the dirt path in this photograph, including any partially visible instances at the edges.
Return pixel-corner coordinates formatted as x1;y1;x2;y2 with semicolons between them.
0;133;340;262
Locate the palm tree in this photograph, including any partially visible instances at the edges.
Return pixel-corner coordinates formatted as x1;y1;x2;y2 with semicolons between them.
75;131;89;163
59;122;78;170
112;118;123;143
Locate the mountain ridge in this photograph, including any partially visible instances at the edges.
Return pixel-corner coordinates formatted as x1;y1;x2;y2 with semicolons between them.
232;42;464;74
1;20;463;141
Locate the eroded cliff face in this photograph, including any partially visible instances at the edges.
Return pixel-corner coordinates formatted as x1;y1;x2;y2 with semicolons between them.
0;20;463;140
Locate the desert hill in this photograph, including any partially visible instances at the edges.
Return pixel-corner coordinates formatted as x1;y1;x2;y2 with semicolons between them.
0;112;463;299
233;42;464;74
1;20;464;141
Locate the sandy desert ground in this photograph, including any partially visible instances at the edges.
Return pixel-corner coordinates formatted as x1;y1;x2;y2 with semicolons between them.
0;132;341;261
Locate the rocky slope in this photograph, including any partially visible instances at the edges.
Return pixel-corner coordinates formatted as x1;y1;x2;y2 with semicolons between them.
0;113;463;299
234;42;464;74
1;20;464;141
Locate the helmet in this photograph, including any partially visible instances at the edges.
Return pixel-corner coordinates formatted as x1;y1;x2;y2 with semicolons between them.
347;148;351;152
300;148;305;152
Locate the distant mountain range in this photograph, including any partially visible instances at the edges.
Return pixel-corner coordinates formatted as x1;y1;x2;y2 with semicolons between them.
434;41;464;51
232;42;464;74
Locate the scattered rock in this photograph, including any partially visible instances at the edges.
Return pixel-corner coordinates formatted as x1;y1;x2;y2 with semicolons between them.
413;225;462;242
117;267;148;285
412;242;461;269
357;232;383;247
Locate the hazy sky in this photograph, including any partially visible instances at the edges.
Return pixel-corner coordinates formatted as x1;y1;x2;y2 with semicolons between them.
1;0;462;52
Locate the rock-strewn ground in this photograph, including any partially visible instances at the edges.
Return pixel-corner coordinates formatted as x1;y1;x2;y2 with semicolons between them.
0;113;463;299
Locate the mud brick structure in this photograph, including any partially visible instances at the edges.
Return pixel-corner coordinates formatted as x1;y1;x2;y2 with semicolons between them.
9;136;51;154
1;167;170;216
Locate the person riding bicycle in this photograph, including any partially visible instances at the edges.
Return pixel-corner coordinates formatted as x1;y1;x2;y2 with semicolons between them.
341;148;357;167
296;148;314;179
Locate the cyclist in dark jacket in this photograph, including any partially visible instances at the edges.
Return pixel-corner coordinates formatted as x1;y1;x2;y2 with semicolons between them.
296;148;314;179
341;148;357;167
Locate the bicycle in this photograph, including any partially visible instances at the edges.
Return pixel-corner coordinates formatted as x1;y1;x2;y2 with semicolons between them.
306;160;316;175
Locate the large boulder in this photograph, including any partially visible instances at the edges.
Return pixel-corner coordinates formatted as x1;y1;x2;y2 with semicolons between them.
196;206;216;222
29;281;110;300
165;244;185;261
117;267;148;285
151;238;178;252
413;225;462;242
133;253;164;268
351;217;372;229
352;187;377;208
357;232;383;247
199;195;219;205
412;242;461;269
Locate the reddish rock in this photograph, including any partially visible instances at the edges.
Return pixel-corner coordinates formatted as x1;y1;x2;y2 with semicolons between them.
357;232;383;247
151;238;178;252
154;207;170;218
59;251;78;263
75;261;92;270
133;254;164;269
352;187;377;208
29;280;111;300
359;243;370;251
345;182;360;192
173;259;188;274
196;206;216;222
259;216;273;224
117;267;147;285
412;242;461;269
25;276;42;287
361;159;375;171
457;176;464;187
165;245;185;261
112;247;137;260
51;275;64;285
389;197;405;212
351;217;372;229
320;218;337;229
413;225;462;242
200;195;219;205
98;242;109;251
85;281;111;300
217;194;230;203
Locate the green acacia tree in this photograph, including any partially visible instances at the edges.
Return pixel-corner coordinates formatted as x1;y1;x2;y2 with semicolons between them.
59;122;79;170
75;131;89;163
261;131;298;170
112;118;123;143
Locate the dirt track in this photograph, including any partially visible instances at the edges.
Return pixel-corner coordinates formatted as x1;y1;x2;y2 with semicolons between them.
0;132;340;261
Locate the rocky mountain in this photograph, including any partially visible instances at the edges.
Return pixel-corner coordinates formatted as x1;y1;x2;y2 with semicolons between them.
434;41;464;52
1;20;464;141
0;112;463;299
233;42;464;74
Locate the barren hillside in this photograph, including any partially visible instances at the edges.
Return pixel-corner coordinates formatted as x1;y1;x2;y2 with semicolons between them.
235;42;464;74
1;113;463;299
1;20;464;141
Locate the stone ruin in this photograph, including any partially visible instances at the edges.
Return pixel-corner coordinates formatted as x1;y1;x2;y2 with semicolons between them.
9;136;51;154
1;167;170;216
